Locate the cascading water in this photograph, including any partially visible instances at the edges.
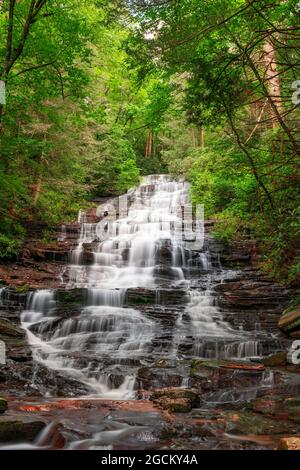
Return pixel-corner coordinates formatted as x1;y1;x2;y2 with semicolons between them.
20;175;279;399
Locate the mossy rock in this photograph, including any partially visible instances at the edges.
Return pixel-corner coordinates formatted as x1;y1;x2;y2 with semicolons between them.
0;420;45;442
56;288;86;306
262;351;287;367
0;319;25;339
279;306;300;334
15;284;30;294
137;366;154;380
156;397;192;413
126;294;156;305
190;359;221;377
0;398;7;414
151;387;198;404
224;411;292;435
154;359;172;368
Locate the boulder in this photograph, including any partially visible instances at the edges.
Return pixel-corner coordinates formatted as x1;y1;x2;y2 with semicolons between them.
150;387;199;413
155;397;192;413
262;351;287;367
0;319;25;339
279;306;300;334
224;411;293;435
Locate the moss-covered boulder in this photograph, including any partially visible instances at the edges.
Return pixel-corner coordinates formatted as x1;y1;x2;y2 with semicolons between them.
224;411;293;435
190;359;220;378
150;387;199;413
151;387;198;403
262;351;287;367
0;320;25;339
156;397;192;413
279;306;300;335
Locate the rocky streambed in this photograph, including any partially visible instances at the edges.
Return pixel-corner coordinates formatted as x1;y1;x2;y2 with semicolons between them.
0;176;299;450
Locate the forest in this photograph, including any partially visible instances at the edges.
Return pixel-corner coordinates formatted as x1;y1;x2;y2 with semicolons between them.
0;0;299;283
0;0;300;454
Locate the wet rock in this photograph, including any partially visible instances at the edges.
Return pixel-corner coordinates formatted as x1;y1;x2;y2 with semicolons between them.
156;397;192;413
126;288;187;307
137;365;184;390
246;397;282;416
279;306;300;335
154;265;183;281
7;346;32;362
191;359;264;379
0;398;7;414
0;263;64;289
3;361;90;397
220;362;265;372
56;288;87;306
0;420;45;443
0;317;31;364
262;351;287;367
224;411;294;435
278;437;300;450
150;387;199;413
190;360;219;389
191;359;220;376
126;289;156;306
78;250;94;265
24;245;69;263
137;367;155;389
155;242;173;265
246;394;300;426
0;319;25;339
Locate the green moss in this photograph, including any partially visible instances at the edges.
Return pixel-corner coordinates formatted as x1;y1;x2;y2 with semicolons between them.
190;359;220;376
15;283;30;293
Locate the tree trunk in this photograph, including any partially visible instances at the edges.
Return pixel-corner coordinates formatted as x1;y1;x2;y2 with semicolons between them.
263;39;282;129
33;177;42;206
201;126;205;148
145;130;152;157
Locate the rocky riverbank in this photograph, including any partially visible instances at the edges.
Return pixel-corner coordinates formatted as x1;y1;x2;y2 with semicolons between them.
0;209;299;450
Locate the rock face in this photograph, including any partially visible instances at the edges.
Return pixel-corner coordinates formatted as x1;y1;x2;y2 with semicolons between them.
279;306;300;336
223;411;292;435
0;296;32;366
262;351;287;366
0;201;298;450
150;388;199;413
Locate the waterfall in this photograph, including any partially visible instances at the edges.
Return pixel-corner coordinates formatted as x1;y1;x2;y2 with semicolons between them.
22;290;56;324
0;287;4;305
20;175;269;399
21;176;191;397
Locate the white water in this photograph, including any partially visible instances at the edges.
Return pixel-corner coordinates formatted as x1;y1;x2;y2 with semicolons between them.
20;175;270;399
21;176;196;398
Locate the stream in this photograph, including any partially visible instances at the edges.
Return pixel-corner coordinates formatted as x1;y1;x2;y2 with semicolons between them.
0;175;296;450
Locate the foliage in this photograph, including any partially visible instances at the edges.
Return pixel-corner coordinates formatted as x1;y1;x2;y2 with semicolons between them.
0;0;299;286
